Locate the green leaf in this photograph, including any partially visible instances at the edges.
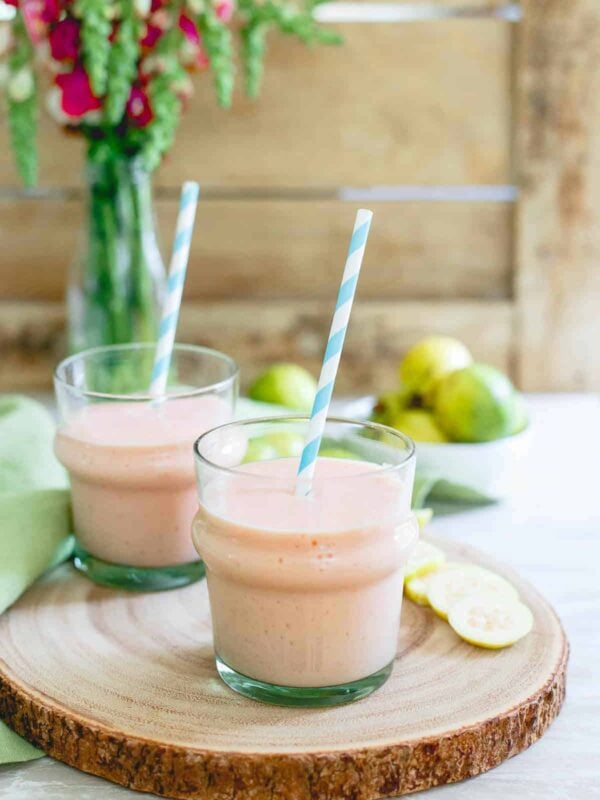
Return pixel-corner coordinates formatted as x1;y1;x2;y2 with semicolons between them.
7;95;38;187
237;0;342;99
241;23;266;99
76;0;112;96
128;25;186;171
6;10;38;186
260;0;343;45
139;72;183;172
199;10;235;108
104;0;143;124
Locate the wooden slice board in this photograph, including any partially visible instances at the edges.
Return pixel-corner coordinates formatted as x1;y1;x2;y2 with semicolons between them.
0;535;567;800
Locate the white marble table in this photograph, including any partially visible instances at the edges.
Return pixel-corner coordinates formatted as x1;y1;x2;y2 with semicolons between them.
1;394;599;799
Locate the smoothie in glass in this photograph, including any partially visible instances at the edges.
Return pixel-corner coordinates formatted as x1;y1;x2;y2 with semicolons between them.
193;417;417;706
56;396;231;567
54;343;238;591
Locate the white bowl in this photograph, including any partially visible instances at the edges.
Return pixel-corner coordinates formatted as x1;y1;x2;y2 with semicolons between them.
415;427;531;501
333;395;531;502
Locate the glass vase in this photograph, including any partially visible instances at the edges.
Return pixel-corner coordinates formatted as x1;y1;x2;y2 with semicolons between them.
67;154;165;353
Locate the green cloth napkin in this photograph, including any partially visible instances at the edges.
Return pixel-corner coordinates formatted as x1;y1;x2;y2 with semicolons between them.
0;726;47;764
0;396;72;764
412;471;495;515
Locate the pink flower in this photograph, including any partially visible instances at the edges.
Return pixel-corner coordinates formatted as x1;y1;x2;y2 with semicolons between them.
178;13;200;45
139;54;167;77
151;8;169;29
215;0;235;23
55;64;101;118
178;14;209;69
38;0;59;22
126;85;153;127
49;18;80;61
21;0;60;43
196;47;210;69
196;40;209;69
141;23;162;48
180;36;209;70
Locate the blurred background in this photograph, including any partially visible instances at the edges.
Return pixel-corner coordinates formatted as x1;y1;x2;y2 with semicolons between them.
0;0;598;395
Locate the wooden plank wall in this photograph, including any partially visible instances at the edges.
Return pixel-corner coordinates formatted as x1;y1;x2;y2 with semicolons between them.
1;1;597;392
515;0;600;391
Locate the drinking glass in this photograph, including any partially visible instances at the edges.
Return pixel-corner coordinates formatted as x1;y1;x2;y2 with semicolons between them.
193;416;417;706
54;343;238;591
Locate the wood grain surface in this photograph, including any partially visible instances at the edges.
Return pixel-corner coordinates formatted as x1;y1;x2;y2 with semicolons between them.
0;299;514;393
515;0;600;391
0;200;511;302
0;21;510;188
0;535;567;800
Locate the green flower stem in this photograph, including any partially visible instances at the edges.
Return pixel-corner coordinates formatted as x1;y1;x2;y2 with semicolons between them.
71;152;164;353
91;159;129;343
128;168;160;343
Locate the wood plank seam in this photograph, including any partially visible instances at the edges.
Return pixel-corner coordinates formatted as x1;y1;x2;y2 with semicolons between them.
0;186;518;202
314;2;522;24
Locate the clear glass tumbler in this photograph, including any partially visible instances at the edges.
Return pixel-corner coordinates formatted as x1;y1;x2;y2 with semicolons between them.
54;343;238;591
193;416;417;707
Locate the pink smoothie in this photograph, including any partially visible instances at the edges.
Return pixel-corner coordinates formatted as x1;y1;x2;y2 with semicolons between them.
193;457;417;687
55;396;231;567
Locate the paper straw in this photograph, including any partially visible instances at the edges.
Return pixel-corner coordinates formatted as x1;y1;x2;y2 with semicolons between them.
296;208;373;496
150;181;200;397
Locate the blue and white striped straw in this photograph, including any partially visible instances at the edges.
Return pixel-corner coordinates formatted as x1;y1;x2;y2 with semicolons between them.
296;208;373;496
150;181;200;397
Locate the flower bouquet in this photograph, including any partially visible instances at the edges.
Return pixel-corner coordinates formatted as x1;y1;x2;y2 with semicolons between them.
0;0;339;350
